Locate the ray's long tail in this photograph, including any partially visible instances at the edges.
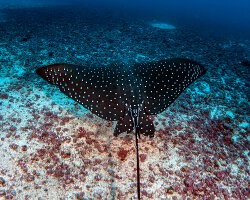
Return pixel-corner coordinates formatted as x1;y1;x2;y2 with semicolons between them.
135;127;141;200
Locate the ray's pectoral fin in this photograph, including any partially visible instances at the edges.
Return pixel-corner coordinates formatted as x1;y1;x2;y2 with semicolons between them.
114;111;133;137
138;111;155;137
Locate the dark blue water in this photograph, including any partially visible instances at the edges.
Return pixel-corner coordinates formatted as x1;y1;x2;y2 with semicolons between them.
1;0;250;38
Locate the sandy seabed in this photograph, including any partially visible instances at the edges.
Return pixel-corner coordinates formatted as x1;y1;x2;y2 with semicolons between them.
0;5;249;200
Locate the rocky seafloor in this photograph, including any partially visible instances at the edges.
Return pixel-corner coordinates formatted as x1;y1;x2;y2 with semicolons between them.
0;5;249;200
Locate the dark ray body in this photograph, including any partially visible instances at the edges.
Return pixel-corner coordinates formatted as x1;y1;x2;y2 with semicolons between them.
36;58;206;199
36;58;206;137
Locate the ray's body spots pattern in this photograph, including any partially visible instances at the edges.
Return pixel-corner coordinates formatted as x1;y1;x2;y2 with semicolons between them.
36;58;206;137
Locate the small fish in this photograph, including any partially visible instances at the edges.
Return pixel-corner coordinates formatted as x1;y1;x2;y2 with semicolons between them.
36;58;206;199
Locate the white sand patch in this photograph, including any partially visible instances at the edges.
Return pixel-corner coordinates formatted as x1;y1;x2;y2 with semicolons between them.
151;22;176;30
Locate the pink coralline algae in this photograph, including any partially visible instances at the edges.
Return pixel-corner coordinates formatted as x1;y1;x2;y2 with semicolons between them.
139;154;147;162
117;148;128;161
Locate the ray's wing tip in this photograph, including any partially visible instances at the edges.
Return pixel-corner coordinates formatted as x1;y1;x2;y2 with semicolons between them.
202;66;207;75
36;66;46;77
199;63;207;76
184;58;207;76
35;63;68;76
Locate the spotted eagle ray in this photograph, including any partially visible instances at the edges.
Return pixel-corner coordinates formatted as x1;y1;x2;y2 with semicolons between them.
36;58;206;199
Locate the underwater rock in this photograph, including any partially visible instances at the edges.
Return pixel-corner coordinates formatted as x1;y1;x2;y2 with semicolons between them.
21;35;31;42
241;60;250;67
48;52;54;57
0;177;6;186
